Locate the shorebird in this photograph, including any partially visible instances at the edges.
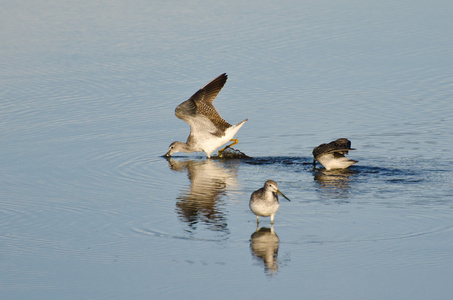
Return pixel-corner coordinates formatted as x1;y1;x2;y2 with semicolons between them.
312;138;357;170
164;73;247;158
249;180;290;224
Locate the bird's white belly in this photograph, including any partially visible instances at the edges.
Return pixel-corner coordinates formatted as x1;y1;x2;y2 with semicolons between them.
250;201;280;217
192;133;228;155
195;126;239;156
318;154;356;170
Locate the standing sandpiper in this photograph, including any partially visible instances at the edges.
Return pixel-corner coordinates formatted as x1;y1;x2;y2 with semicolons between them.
249;180;290;224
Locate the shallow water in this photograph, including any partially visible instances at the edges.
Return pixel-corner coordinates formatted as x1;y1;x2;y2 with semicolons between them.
1;0;453;299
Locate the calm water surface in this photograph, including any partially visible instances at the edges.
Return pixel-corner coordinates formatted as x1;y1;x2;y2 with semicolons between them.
1;0;453;299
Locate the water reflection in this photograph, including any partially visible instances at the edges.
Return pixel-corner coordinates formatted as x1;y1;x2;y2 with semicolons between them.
166;158;240;233
250;226;280;275
313;168;357;200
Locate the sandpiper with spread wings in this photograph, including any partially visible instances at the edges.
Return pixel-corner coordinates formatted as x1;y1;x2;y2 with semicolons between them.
312;138;358;170
165;73;247;158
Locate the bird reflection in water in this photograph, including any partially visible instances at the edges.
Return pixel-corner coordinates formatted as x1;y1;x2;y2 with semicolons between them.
313;168;357;200
250;226;280;275
166;157;240;233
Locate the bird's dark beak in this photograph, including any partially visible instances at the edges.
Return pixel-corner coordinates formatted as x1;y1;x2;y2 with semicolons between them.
277;190;291;201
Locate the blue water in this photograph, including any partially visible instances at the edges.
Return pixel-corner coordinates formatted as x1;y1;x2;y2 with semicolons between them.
1;0;453;299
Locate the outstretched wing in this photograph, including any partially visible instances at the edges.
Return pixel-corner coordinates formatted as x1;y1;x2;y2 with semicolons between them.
175;74;231;136
197;73;228;106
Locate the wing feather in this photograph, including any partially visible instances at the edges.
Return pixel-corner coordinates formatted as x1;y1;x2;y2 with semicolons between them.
313;138;355;158
174;74;231;137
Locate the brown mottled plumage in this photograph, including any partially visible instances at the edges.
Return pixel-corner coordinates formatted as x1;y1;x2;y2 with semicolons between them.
165;74;247;158
175;74;231;136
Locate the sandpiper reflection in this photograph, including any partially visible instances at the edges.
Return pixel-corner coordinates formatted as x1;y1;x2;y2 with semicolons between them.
313;168;356;199
166;157;239;233
250;226;280;275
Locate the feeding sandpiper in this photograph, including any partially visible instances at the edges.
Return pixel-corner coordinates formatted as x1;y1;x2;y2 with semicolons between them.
165;73;247;158
312;138;357;170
